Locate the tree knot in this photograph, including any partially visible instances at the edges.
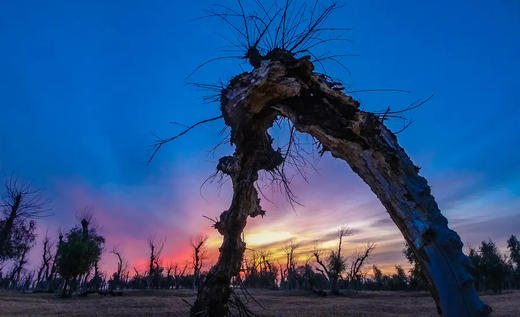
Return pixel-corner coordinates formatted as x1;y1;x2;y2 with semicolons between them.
217;156;239;176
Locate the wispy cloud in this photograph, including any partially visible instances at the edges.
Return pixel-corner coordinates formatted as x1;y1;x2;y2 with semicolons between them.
26;153;520;277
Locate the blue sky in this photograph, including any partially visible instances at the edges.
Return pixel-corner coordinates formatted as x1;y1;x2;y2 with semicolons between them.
0;1;519;272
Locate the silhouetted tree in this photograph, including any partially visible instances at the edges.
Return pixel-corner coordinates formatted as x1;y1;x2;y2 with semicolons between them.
0;178;45;261
174;263;188;289
403;242;428;290
164;262;176;289
87;260;104;291
367;264;430;291
109;247;127;290
313;228;349;294
468;247;483;290
480;240;509;294
507;235;520;267
390;265;409;290
469;240;509;294
191;235;207;290
47;231;63;287
56;216;104;296
298;263;329;291
7;219;36;288
372;265;384;290
281;240;300;290
147;237;164;289
35;232;53;289
129;267;147;289
348;242;376;288
507;235;520;289
243;249;278;289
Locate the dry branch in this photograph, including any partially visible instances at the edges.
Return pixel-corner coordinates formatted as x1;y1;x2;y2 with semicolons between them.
149;116;223;163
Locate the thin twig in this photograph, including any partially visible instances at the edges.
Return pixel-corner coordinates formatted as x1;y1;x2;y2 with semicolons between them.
148;116;224;163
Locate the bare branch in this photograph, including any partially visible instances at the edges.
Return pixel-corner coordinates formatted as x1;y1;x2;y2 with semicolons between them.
149;115;224;163
1;177;48;219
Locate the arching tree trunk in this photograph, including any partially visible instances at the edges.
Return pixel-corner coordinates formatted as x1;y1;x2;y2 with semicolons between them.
192;56;490;316
277;101;489;316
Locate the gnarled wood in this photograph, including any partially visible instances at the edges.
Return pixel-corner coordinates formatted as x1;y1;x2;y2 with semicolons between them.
192;54;491;317
190;69;283;316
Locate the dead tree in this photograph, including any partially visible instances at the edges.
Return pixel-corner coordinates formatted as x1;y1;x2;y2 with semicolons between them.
35;233;53;287
197;52;489;315
191;235;208;290
313;228;349;294
348;243;376;284
90;260;104;291
111;247;126;289
173;263;188;289
48;232;63;283
282;240;299;289
8;244;30;288
0;178;46;260
189;51;490;315
165;262;176;289
147;237;164;289
152;1;490;315
277;259;286;286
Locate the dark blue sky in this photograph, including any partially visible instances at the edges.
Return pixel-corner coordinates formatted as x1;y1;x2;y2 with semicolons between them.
1;1;519;271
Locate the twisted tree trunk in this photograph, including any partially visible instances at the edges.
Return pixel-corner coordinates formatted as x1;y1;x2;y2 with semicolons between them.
192;55;491;316
190;75;283;315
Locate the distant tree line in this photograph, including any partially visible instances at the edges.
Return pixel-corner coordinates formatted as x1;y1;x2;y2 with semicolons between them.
110;235;209;292
468;236;520;293
236;231;520;295
0;178;105;297
1;177;519;297
0;177;212;296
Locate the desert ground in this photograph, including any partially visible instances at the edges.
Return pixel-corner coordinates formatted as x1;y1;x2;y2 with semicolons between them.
0;289;518;316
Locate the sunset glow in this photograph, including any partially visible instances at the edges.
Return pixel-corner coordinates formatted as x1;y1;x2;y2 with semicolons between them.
0;0;518;281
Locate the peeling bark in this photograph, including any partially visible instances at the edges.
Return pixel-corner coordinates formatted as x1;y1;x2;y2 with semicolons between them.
192;55;491;317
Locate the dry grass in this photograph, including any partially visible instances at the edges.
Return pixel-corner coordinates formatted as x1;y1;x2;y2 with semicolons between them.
0;289;518;316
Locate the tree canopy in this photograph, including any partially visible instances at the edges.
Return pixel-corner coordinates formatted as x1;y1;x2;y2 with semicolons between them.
56;218;104;296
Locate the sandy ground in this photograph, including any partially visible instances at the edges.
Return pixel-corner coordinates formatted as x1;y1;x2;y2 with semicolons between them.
0;289;518;316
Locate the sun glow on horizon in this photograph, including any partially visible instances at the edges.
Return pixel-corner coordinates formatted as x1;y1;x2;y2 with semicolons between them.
244;230;293;247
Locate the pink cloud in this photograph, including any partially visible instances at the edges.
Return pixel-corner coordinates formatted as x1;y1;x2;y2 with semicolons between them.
25;153;520;279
